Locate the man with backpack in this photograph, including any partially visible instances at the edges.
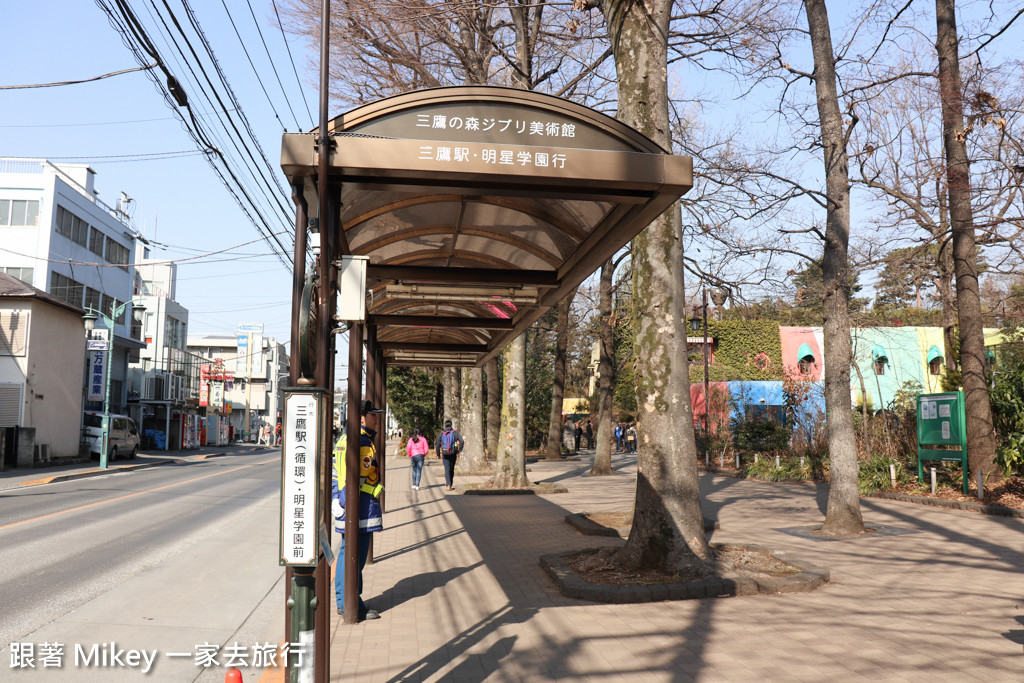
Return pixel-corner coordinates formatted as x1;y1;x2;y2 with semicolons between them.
435;419;465;491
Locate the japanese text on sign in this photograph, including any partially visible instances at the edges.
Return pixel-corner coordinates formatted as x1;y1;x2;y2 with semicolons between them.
417;145;568;170
281;392;319;566
416;113;576;139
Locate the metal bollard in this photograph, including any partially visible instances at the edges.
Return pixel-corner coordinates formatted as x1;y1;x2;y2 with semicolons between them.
930;467;936;494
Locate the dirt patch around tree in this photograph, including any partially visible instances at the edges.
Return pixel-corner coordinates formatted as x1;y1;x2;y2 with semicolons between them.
567;544;799;587
541;541;829;603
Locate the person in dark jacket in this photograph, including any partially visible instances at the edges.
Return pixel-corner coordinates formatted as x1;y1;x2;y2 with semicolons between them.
434;419;465;491
585;420;594;450
574;422;582;451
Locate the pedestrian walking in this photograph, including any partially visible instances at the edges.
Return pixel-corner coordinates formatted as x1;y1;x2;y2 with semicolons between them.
574;422;582;452
614;423;623;452
275;423;282;446
332;400;385;621
585;420;594;450
406;427;429;490
626;424;637;453
435;419;465;491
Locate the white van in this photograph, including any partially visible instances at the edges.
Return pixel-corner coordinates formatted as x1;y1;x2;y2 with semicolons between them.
83;412;140;461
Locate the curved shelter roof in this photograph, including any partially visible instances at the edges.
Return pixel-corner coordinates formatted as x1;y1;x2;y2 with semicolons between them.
281;86;693;367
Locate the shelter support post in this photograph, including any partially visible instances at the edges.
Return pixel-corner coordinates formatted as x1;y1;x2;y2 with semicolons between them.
344;323;364;624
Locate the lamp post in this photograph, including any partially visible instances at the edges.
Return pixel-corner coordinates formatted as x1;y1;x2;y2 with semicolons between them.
702;288;710;449
83;301;145;468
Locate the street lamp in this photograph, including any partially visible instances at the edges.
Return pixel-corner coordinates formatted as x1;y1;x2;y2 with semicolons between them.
83;301;146;468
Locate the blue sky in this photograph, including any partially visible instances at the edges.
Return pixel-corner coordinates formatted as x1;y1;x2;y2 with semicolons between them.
0;1;317;351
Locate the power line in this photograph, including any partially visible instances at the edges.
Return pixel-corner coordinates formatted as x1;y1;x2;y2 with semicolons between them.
218;0;288;132
242;0;302;130
0;63;156;89
95;0;295;270
45;150;205;161
270;0;314;129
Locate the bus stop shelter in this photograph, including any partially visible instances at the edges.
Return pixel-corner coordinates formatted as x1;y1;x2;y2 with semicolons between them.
278;84;692;678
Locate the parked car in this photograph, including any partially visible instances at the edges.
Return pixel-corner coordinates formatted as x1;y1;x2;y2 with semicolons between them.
83;412;140;461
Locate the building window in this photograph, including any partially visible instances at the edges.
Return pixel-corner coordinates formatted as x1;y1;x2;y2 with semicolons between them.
2;267;33;286
84;287;102;313
0;199;40;227
873;358;887;376
102;294;126;325
798;356;814;375
88;227;106;257
105;239;129;271
929;358;942;375
55;204;88;247
50;272;84;308
0;311;29;356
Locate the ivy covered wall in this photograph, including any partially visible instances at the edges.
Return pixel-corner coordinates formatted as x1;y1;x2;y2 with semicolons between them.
689;319;784;383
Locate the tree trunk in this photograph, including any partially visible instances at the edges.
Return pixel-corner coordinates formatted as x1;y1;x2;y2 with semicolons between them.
601;0;711;574
591;259;616;475
545;292;574;460
935;0;998;481
494;333;530;488
485;357;500;458
935;189;958;368
443;367;460;424
804;0;866;536
459;367;488;473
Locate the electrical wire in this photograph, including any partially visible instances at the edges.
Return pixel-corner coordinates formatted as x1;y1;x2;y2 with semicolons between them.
242;0;302;130
0;230;290;268
95;0;296;270
0;64;156;89
218;0;288;131
270;0;314;128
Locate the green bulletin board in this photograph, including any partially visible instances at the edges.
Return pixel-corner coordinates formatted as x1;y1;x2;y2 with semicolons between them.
916;392;968;494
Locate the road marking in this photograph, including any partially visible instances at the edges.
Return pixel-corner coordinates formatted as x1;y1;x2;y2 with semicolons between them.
0;456;280;531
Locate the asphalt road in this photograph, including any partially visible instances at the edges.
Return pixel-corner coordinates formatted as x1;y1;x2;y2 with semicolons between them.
1;448;287;681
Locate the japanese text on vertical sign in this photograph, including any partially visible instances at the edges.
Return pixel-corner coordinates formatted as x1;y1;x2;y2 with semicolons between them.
280;392;319;566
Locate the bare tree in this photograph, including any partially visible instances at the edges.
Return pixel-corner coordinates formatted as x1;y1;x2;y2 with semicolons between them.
591;255;625;475
798;0;866;536
494;333;530;487
935;0;999;480
593;0;713;574
459;367;488;472
545;291;575;460
485;358;500;458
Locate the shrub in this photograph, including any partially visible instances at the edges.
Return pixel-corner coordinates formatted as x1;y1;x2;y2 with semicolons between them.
858;454;912;494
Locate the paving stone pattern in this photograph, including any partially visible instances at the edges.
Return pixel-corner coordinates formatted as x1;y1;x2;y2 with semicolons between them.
328;448;1024;681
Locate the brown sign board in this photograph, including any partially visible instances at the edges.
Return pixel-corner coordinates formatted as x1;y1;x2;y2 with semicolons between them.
281;86;692;367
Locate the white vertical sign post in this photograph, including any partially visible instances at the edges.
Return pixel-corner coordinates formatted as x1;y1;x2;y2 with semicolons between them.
280;390;321;566
280;389;323;683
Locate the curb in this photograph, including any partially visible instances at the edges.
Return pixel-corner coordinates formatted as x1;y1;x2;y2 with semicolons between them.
540;542;829;604
869;491;1024;519
16;450;238;488
565;512;718;538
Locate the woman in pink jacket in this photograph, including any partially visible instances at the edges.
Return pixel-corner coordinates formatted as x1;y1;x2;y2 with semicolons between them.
405;428;430;490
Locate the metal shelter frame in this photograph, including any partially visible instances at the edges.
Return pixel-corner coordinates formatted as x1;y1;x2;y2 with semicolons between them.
280;79;692;681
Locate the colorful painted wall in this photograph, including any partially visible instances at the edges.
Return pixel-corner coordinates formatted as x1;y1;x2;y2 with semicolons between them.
692;324;1002;417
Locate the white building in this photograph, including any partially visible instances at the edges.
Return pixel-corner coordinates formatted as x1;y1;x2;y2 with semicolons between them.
0;158;145;417
0;273;86;467
187;330;288;444
130;243;206;450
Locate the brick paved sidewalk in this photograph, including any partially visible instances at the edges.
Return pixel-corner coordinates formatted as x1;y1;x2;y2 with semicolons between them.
331;450;1023;682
